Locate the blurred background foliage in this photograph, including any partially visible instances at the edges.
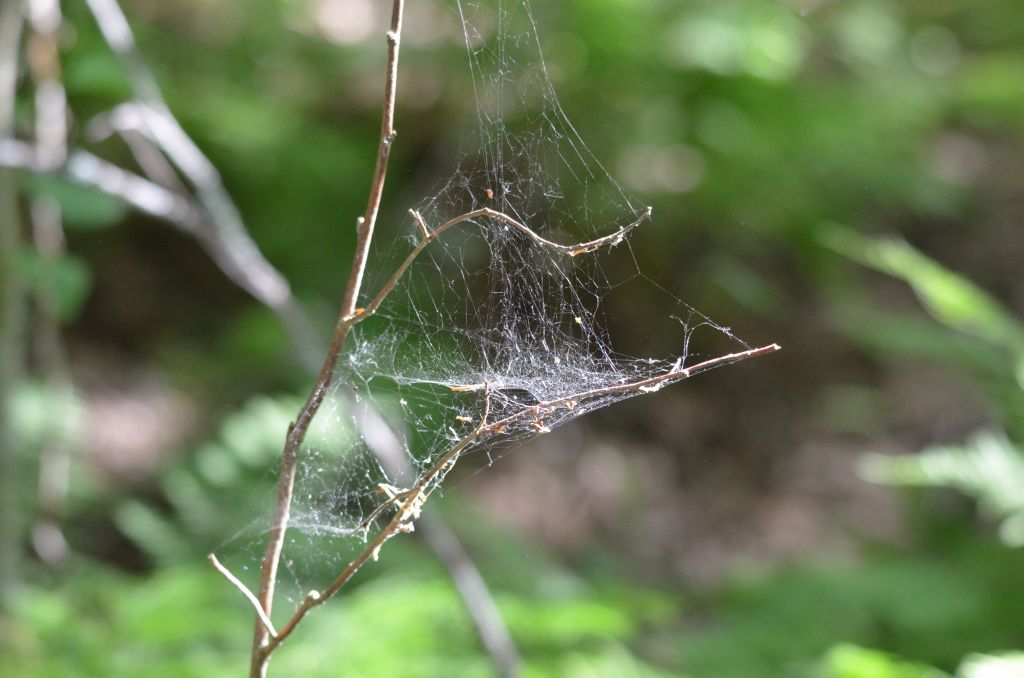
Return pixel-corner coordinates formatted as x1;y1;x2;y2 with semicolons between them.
3;0;1024;675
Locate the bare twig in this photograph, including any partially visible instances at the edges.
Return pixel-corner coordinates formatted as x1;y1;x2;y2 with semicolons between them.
341;7;405;321
250;3;406;675
266;426;482;653
2;131;523;671
0;0;26;613
208;554;279;639
418;512;520;677
481;344;782;434
432;205;651;255
86;104;191;196
357;206;651;323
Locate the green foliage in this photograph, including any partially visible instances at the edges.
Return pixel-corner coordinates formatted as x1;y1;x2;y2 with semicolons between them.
9;381;81;457
676;537;1024;676
0;561;678;677
6;0;1024;675
15;247;92;323
23;175;127;231
821;225;1024;373
5;530;1023;677
115;394;301;566
819;644;948;678
862;432;1024;547
825;224;1024;548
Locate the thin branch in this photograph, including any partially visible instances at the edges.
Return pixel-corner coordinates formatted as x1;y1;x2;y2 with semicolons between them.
208;554;279;639
341;3;405;321
481;344;782;434
357;206;651;323
437;205;651;256
86;105;191;196
1;130;327;375
26;0;65;170
266;426;482;653
251;2;406;674
418;513;520;677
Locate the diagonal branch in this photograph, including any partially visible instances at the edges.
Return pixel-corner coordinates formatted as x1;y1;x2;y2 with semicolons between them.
65;2;779;673
0;140;204;227
208;553;278;639
481;344;782;434
352;402;521;677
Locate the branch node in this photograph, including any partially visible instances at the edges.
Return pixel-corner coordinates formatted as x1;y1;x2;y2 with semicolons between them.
386;30;399;46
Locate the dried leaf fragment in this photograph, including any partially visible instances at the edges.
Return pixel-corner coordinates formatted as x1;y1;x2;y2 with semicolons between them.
450;383;487;392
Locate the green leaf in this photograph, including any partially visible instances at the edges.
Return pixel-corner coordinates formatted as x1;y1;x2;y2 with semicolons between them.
820;643;948;678
24;174;127;230
860;430;1024;547
17;247;93;322
819;223;1024;357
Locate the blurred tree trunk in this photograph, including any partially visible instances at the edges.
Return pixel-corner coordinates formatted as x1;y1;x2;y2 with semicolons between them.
0;0;26;613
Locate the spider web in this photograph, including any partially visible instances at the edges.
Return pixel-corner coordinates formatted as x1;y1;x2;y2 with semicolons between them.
217;0;755;610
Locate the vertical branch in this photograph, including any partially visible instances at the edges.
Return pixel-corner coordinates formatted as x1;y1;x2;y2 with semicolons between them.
250;2;405;675
341;0;404;319
26;0;72;567
0;0;26;613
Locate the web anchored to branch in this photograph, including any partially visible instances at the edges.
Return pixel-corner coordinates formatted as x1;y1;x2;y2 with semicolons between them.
211;0;778;668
